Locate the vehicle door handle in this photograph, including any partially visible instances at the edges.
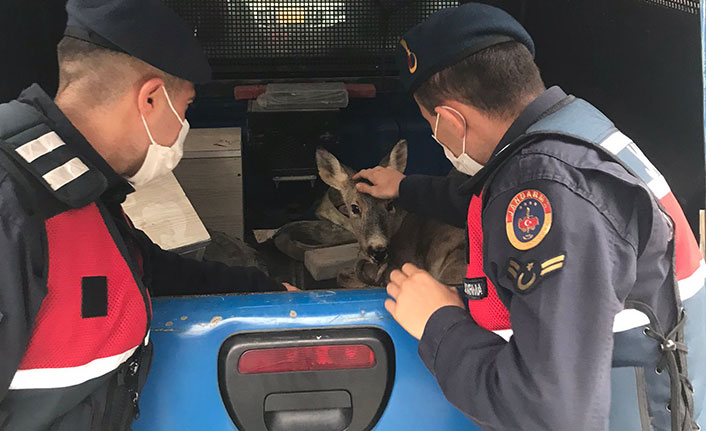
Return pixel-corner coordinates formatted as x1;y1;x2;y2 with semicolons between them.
264;390;352;431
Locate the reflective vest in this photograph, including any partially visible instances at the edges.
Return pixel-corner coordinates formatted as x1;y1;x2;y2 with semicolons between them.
10;202;150;390
0;103;151;394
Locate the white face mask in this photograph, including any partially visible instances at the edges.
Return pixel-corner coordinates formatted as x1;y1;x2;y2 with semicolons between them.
127;86;189;186
432;106;485;176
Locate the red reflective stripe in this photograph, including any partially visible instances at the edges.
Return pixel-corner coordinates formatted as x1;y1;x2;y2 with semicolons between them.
238;345;376;374
659;192;702;281
234;85;266;100
466;194;512;331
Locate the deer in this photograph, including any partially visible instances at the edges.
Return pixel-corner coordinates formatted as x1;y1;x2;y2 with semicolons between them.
315;139;467;288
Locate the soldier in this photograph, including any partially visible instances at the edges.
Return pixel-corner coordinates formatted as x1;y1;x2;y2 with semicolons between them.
356;3;705;430
0;0;293;429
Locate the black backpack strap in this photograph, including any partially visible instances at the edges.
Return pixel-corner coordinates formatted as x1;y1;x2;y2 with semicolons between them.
0;145;40;217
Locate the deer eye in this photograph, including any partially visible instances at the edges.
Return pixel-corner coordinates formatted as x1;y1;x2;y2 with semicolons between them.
386;201;395;213
350;204;361;215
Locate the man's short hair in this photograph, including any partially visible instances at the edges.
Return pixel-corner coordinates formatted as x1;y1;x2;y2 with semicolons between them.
414;41;546;119
56;37;186;105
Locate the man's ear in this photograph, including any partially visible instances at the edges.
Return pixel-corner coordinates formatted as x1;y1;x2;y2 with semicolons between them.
435;105;466;140
137;77;165;117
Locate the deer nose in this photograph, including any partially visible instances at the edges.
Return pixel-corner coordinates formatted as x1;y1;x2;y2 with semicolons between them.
369;246;388;264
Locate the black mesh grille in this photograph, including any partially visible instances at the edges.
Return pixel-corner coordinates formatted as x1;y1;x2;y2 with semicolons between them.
164;0;458;77
640;0;699;14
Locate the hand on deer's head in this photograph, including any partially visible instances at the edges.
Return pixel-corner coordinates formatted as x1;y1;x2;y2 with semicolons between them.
316;140;408;265
353;141;408;200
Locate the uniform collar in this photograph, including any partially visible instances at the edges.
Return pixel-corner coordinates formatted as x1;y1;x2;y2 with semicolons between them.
458;86;570;195
492;86;568;158
17;84;134;202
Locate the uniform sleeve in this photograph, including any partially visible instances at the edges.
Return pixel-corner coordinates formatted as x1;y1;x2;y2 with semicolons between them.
417;178;639;430
398;171;471;228
0;180;45;404
131;229;285;296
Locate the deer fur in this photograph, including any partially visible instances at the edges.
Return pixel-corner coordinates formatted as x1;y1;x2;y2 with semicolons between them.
316;140;466;288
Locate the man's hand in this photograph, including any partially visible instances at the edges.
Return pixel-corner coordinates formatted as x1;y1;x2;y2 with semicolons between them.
385;263;466;340
283;283;300;292
353;167;405;199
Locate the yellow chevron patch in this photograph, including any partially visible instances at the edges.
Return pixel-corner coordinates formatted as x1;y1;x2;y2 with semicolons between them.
507;254;566;294
540;254;565;276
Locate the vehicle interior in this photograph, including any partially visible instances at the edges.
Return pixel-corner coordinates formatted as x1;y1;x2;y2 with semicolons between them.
2;0;702;292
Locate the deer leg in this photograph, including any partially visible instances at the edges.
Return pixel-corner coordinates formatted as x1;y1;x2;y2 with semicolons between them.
337;267;367;289
435;250;467;286
354;259;388;287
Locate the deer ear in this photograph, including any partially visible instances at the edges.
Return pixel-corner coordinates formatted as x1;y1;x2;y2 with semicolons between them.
382;139;408;173
316;148;349;190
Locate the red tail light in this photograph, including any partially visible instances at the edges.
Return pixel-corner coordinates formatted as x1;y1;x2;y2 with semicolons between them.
238;344;376;374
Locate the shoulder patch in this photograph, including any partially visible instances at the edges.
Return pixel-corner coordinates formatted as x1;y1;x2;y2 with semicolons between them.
507;254;566;293
505;189;552;250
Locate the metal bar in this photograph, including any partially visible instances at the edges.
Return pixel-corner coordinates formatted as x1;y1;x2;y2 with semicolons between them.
272;175;318;182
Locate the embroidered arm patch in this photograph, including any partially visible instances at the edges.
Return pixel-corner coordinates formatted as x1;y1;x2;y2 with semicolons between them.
507;254;566;293
506;189;552;250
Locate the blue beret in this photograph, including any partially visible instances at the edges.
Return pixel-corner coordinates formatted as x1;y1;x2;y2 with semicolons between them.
64;0;211;84
397;3;535;93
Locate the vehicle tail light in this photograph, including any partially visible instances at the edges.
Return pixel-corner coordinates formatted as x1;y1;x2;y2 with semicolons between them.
238;344;375;374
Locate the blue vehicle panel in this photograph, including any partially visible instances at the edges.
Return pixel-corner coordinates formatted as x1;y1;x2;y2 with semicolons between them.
134;290;479;430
